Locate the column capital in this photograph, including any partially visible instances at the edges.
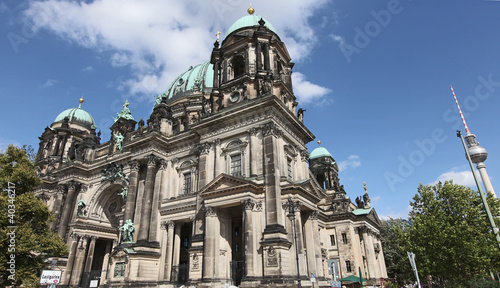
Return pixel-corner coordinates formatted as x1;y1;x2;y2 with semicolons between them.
204;206;218;217
241;199;255;210
146;155;157;167
128;159;140;171
159;159;168;170
67;180;77;190
262;121;283;138
309;210;319;220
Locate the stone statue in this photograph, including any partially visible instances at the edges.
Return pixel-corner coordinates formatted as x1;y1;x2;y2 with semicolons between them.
298;108;306;122
118;187;128;202
355;196;364;209
363;182;371;208
114;100;134;122
77;200;86;217
114;132;124;151
119;219;135;243
138;118;145;134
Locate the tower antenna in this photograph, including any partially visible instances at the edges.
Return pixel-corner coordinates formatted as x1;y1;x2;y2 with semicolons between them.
450;85;469;134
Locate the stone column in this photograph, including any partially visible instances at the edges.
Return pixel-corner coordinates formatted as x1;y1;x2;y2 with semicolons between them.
202;206;219;280
376;234;388;278
164;221;175;281
58;181;79;239
262;122;285;231
304;211;318;276
310;211;324;277
50;184;65;231
82;236;97;286
361;227;377;279
100;241;113;284
124;160;139;222
149;159;167;244
256;42;262;71
70;235;89;286
241;199;256;277
214;139;221;178
61;234;79;286
172;223;182;282
137;155;157;244
197;142;210;188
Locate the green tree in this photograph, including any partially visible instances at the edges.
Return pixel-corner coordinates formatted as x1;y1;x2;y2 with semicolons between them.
404;181;500;286
0;145;67;288
380;218;413;285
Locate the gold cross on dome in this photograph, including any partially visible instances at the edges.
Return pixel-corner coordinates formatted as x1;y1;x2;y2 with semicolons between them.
215;31;221;42
123;100;129;109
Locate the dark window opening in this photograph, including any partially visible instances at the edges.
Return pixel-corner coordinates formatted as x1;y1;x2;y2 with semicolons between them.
231;154;242;177
233;55;245;78
346;260;352;272
342;233;348;244
330;235;336;246
183;173;191;194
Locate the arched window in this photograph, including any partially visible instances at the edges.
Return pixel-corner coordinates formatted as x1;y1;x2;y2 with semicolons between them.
233;55;245;78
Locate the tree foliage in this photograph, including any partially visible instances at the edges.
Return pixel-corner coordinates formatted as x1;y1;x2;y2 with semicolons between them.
404;181;500;286
0;145;67;288
380;218;413;285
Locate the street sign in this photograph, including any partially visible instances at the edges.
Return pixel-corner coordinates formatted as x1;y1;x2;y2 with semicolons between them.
39;270;62;284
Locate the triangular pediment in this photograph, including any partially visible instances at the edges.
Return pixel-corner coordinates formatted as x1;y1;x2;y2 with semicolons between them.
367;208;382;227
199;173;264;199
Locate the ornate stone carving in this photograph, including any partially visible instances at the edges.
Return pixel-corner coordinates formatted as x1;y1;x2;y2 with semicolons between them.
197;142;211;155
267;246;278;267
300;150;310;162
192;253;200;271
159;159;168;170
241;199;255;210
67;181;77;190
248;127;257;136
100;163;125;183
254;201;263;212
262;122;282;137
309;210;319;220
128;160;140;172
147;155;157;167
204;206;218;217
56;184;66;194
171;157;178;165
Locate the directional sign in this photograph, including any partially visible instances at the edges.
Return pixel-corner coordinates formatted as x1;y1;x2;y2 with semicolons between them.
39;270;62;284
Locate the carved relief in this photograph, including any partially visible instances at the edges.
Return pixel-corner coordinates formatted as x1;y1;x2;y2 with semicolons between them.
262;122;283;137
267;246;278;267
204;206;218;217
241;199;255;210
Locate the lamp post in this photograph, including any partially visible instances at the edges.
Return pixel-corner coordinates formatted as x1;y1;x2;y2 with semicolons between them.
287;196;302;288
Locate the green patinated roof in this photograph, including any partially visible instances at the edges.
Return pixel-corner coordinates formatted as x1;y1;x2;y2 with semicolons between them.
161;62;214;102
225;14;277;37
309;147;333;159
54;107;95;129
352;207;373;215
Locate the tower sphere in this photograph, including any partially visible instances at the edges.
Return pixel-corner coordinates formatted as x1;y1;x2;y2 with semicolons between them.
468;144;488;163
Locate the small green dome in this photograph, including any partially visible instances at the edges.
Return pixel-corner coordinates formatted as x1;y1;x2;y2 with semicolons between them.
53;107;96;129
225;14;277;37
310;147;333;160
161;62;214;102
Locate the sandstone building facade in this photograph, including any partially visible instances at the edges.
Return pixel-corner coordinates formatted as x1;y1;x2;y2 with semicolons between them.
34;9;387;288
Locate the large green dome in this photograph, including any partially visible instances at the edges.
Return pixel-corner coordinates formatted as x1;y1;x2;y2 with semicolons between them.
161;62;214;102
310;146;333;160
53;107;95;130
225;14;277;37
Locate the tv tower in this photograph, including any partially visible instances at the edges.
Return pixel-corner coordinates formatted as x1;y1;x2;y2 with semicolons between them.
451;85;496;198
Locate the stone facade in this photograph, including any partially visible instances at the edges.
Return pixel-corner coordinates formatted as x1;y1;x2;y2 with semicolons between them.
34;10;387;288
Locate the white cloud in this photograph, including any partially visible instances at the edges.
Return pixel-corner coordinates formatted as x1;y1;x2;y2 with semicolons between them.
338;155;361;172
23;0;331;101
329;33;345;45
432;169;475;187
43;79;58;88
292;72;331;104
83;65;93;72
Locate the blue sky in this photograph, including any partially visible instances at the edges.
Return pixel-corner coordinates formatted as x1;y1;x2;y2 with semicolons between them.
1;0;499;219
